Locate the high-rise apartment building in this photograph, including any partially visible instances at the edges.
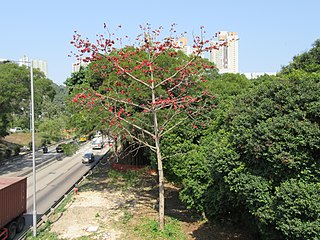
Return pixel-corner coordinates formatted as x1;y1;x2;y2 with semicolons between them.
32;59;48;77
210;31;239;73
19;55;48;77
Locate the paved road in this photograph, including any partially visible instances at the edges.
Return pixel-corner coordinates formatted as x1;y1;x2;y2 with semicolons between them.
0;142;75;176
0;141;110;239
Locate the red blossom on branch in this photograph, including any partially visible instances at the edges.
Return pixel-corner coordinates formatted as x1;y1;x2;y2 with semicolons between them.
69;23;218;231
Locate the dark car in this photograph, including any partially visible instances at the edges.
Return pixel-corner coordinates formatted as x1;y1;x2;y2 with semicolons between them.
42;146;48;153
56;144;64;153
82;152;94;164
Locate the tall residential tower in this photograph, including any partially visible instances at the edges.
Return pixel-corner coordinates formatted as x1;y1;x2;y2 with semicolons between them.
19;55;48;77
210;31;239;73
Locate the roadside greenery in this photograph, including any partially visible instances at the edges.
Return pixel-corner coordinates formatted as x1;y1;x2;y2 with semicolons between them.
162;40;320;239
63;36;320;239
60;142;79;156
0;61;70;158
67;24;219;230
16;35;320;239
0;62;63;135
133;217;186;240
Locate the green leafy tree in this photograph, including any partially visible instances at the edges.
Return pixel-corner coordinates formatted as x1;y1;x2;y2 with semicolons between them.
204;74;320;239
0;62;60;136
65;66;87;94
281;39;320;74
38;116;68;142
161;73;251;214
0;63;30;134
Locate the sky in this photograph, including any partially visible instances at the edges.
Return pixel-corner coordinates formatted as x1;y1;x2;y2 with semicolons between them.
1;0;319;85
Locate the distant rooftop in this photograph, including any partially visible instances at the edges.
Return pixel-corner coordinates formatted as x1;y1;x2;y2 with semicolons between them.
243;72;277;79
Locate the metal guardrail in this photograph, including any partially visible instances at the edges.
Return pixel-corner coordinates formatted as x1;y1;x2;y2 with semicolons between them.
17;148;112;240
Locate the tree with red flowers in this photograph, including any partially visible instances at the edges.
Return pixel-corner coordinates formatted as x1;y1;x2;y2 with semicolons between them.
70;23;219;230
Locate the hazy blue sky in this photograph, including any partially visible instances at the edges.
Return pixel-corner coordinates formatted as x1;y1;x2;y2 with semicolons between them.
1;0;319;85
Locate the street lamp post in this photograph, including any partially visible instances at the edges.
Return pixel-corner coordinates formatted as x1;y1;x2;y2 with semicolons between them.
29;60;37;237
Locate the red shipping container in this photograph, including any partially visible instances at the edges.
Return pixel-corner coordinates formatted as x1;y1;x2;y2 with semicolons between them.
0;177;27;229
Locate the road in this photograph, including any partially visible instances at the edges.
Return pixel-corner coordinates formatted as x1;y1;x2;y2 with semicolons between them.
0;141;110;238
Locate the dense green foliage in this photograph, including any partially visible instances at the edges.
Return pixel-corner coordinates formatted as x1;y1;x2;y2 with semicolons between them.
61;142;79;156
0;62;67;140
162;39;320;239
161;73;252;213
0;63;30;135
65;34;320;239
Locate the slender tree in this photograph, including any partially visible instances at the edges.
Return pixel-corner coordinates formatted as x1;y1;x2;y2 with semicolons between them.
70;23;219;229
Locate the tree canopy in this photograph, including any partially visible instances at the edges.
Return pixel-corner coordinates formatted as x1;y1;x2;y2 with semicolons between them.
69;23;219;230
162;38;320;239
0;62;57;136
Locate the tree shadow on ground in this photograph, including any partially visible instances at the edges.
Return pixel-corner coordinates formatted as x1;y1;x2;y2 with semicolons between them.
136;176;256;240
191;220;256;240
164;185;201;223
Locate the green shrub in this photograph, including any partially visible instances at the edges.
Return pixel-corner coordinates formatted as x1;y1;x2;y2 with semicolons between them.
62;142;79;156
274;179;320;239
40;138;51;146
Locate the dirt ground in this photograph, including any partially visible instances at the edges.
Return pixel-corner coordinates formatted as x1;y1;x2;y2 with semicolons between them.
49;161;255;240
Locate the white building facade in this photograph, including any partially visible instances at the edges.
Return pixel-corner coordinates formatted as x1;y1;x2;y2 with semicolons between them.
32;59;48;77
19;55;48;77
72;61;89;73
210;31;239;73
243;72;277;79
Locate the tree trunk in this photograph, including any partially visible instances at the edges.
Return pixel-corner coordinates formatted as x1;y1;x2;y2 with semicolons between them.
151;68;165;230
155;138;165;230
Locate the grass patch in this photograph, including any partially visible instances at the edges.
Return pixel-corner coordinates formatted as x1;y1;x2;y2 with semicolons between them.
4;132;42;147
55;194;74;214
27;162;189;240
121;210;134;224
108;169;141;190
27;223;59;240
1;132;54;160
133;217;187;240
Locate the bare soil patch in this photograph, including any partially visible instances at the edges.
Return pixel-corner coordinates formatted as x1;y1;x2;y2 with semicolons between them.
49;161;255;240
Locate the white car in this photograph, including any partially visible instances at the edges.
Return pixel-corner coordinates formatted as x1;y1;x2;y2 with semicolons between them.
91;138;103;149
9;127;23;133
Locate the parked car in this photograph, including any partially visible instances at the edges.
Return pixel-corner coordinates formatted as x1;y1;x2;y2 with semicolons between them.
82;152;94;164
9;127;23;133
56;144;64;153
